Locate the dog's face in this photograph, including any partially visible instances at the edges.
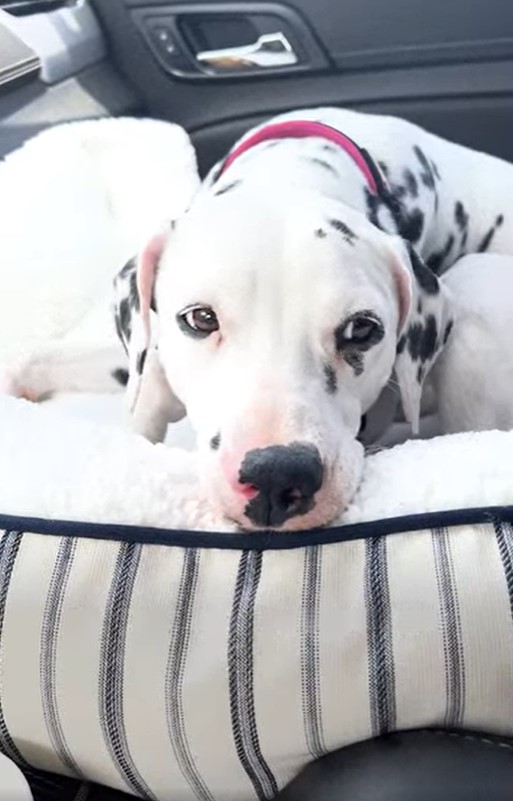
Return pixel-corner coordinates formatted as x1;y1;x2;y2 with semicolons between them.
120;185;448;530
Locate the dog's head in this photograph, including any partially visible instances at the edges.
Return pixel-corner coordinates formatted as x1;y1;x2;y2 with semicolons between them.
117;185;450;530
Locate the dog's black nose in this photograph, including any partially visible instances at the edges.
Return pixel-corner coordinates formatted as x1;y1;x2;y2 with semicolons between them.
239;443;324;527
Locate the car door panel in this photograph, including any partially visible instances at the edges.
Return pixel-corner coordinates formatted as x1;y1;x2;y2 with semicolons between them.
91;0;513;174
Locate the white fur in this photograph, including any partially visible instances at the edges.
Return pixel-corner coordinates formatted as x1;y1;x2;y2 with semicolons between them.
0;116;200;393
0;395;512;529
432;254;513;433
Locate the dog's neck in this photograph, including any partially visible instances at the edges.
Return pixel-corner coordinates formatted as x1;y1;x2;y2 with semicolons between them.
213;134;375;215
211;120;409;238
219;120;381;193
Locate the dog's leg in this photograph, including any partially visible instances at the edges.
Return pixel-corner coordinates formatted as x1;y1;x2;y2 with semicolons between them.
0;294;130;400
0;340;128;401
129;348;185;443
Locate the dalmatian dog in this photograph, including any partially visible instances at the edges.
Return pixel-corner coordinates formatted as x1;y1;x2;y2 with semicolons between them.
432;253;513;434
115;106;513;531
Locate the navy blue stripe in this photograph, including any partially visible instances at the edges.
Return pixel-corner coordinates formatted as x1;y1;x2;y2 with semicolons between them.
494;520;513;621
99;542;156;800
0;506;512;551
301;546;326;758
40;537;82;776
365;536;396;737
165;549;214;801
228;551;278;800
0;531;28;766
432;527;465;727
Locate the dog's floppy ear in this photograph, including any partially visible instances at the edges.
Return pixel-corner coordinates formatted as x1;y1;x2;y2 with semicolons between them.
388;238;452;434
113;229;185;423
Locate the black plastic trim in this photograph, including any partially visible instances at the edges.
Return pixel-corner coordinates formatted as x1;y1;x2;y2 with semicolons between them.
0;505;511;551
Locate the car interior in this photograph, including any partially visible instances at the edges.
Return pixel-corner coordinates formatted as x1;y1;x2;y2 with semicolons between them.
2;0;513;799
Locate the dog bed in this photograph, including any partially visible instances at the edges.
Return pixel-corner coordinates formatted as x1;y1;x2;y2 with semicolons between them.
0;396;513;800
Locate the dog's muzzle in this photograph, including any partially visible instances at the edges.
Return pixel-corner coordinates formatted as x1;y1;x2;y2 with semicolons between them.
238;443;324;527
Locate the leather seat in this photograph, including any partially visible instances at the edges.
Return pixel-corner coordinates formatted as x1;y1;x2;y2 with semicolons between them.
276;729;513;801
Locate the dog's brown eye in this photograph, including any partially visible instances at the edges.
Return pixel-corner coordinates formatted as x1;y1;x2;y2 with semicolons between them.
178;305;219;338
336;312;384;351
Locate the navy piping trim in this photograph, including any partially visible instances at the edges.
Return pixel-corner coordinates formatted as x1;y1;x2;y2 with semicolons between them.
0;506;510;551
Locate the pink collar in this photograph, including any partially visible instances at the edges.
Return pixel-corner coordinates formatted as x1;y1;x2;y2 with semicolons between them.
218;119;380;194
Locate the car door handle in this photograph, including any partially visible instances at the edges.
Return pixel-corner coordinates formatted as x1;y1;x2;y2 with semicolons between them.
195;31;298;71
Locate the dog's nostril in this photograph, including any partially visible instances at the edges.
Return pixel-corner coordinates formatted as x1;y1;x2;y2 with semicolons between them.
281;486;303;508
239;443;324;527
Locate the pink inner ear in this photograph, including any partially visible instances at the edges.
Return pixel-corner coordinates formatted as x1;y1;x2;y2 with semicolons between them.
136;230;168;337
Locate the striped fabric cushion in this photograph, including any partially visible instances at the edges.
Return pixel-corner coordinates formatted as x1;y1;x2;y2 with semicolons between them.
0;508;512;801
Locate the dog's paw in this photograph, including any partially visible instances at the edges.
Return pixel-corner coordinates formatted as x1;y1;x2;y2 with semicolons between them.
0;367;38;402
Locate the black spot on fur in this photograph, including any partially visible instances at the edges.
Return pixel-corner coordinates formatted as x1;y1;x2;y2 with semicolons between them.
420;315;438;361
364;183;412;238
378;161;390;178
478;214;505;252
114;312;124;350
417;299;423;315
210;433;221;450
315;228;327;239
119;256;136;279
344;350;364;376
129;271;140;313
322;143;339;156
478;227;495;252
407;314;438;363
416;365;424;384
111;368;129;387
170;218;177;231
118;298;132;343
426;234;455;274
454;201;469;232
413;145;435;189
323;364;337;394
443;320;454;345
328;218;357;245
407;323;423;361
308;157;338;177
396;334;407;355
214;179;241;196
136;349;147;376
398;207;424;244
431;160;441;181
403;169;419;198
407;243;440;294
359;414;367;434
391;183;407;200
365;189;382;229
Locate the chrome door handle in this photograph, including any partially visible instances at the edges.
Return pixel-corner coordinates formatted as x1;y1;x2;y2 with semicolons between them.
196;32;298;71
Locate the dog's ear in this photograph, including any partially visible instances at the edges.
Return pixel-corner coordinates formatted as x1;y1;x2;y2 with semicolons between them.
113;229;185;423
388;238;452;434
